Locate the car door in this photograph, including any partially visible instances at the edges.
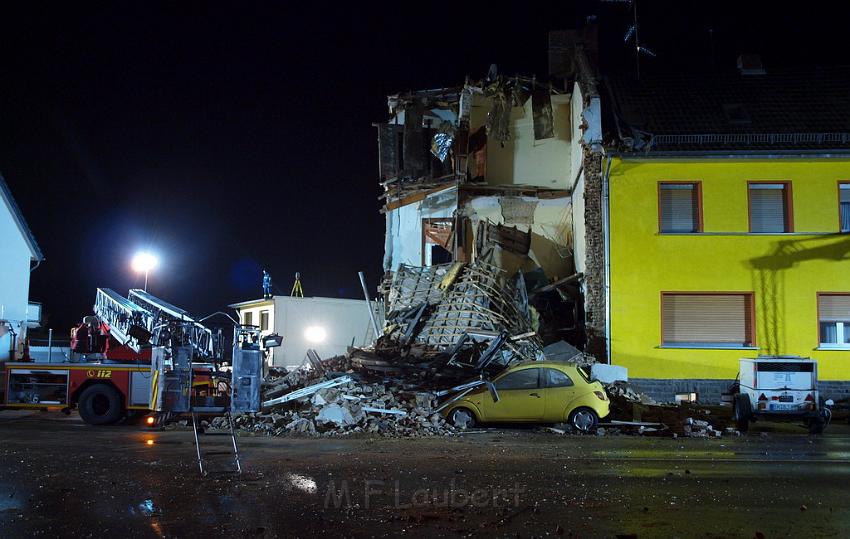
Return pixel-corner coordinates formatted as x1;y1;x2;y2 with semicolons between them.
541;368;580;422
484;367;545;421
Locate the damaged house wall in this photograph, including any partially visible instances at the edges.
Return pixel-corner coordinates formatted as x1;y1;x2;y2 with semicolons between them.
468;93;573;189
376;47;601;355
464;195;573;281
383;186;457;271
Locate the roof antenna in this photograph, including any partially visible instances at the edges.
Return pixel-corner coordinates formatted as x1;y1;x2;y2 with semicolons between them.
617;0;655;79
708;28;716;73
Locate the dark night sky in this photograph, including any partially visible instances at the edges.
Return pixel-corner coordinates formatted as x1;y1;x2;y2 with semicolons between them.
2;1;849;333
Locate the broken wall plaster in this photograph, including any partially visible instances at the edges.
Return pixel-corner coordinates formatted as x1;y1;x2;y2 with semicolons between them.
464;195;574;281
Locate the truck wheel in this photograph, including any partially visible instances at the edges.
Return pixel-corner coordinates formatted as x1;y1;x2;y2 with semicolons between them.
733;394;751;433
78;384;123;425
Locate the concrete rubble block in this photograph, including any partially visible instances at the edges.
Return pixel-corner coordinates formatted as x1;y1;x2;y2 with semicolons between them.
591;363;628;384
285;417;316;433
316;403;357;426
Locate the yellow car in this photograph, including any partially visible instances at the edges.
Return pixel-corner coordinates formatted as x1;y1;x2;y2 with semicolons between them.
442;361;610;432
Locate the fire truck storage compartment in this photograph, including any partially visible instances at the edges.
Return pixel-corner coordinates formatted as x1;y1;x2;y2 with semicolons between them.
8;368;69;405
128;369;152;407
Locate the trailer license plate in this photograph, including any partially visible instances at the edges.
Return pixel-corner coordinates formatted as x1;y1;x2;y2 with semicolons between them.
769;403;796;411
779;395;794;403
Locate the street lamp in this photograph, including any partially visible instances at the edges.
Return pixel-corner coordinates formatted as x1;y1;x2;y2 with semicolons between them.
131;252;158;292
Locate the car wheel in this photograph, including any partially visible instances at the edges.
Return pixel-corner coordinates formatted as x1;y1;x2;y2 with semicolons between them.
449;408;476;429
568;407;598;433
78;384;123;425
733;394;751;432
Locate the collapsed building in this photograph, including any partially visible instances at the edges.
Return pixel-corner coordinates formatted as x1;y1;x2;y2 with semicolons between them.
377;30;603;357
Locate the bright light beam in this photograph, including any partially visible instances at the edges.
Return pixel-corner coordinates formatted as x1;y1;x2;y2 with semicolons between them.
304;326;327;343
131;251;159;292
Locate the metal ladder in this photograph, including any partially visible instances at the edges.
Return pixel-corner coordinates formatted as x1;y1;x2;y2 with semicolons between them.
191;411;242;476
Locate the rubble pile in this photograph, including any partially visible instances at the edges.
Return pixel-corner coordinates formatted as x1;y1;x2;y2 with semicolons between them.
604;381;656;405
213;373;458;438
363;262;543;385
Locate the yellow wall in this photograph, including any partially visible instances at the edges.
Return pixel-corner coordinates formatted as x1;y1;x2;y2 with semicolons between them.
608;157;850;380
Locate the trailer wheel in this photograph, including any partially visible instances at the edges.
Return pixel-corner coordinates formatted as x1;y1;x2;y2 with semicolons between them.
733;394;751;433
78;384;123;425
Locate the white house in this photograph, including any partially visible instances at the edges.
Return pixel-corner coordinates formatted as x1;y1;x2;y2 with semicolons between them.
229;296;376;368
0;174;44;360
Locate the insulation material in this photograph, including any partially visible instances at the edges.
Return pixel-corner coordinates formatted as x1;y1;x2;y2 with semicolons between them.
485;90;511;146
532;87;555;140
430;122;456;163
499;197;538;225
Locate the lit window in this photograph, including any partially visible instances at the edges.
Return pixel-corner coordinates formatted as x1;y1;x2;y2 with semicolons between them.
819;294;850;348
662;293;754;347
839;184;850;233
749;182;792;233
659;183;701;233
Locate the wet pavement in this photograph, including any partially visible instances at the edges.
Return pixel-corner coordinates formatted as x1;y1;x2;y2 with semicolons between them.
1;410;850;538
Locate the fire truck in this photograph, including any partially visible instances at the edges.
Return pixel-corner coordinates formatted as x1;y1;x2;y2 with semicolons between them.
0;288;224;425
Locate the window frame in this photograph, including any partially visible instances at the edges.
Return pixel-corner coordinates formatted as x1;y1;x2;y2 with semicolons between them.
421;217;454;266
747;180;794;233
243;311;253;326
660;291;757;349
817;292;850;349
838;181;850;233
260;310;270;331
657;181;703;234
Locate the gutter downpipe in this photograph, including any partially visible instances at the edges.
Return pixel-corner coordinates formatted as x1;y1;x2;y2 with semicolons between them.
601;152;613;365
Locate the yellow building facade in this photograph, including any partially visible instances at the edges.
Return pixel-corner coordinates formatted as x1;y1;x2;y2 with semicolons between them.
607;156;850;383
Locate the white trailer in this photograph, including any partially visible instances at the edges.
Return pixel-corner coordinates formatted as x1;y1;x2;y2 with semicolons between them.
732;356;831;434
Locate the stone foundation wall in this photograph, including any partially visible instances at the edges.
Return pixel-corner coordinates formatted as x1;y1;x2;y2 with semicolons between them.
630;378;850;405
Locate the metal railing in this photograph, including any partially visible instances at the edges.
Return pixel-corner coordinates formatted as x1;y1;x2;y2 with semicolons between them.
651;132;850;148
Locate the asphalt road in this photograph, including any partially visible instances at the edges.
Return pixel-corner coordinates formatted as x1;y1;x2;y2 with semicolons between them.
1;410;850;538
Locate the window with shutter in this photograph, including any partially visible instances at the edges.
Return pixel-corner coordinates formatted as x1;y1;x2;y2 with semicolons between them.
661;293;754;347
818;294;850;347
839;184;850;233
659;183;701;233
749;182;792;233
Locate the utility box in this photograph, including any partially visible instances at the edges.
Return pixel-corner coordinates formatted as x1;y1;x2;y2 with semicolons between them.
150;345;192;413
230;330;263;413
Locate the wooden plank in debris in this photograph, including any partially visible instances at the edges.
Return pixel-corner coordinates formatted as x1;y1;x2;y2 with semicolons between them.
385;183;456;212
